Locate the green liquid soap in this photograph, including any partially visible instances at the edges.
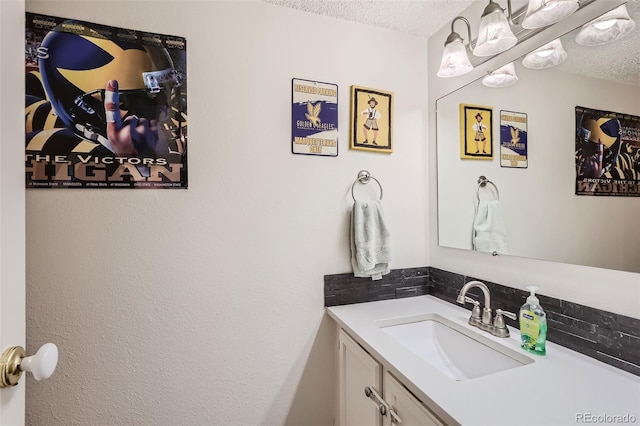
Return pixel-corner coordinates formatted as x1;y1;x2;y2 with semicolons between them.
519;286;547;356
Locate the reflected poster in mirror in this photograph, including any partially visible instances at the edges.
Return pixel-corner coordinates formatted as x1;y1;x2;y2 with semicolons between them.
575;106;640;197
459;104;493;160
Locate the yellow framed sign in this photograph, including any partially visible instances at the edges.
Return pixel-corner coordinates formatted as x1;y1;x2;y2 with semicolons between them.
350;86;393;154
460;103;493;160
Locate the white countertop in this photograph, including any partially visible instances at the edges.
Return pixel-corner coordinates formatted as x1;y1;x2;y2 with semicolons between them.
327;295;640;426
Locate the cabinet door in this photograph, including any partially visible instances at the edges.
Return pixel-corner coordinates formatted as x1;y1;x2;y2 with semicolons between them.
383;371;444;426
339;329;383;426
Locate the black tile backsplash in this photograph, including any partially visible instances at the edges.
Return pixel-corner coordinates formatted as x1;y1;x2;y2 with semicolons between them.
324;266;640;376
324;267;429;307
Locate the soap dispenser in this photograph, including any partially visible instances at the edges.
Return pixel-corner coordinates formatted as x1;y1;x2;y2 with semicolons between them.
519;286;547;355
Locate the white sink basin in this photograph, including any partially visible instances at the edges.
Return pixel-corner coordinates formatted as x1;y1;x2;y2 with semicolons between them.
377;313;533;381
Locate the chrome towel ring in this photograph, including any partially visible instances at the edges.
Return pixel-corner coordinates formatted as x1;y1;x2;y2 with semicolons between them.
476;175;499;202
351;170;383;202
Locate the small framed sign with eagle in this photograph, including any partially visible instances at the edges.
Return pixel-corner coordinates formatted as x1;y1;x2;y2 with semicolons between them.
350;85;394;154
291;78;339;157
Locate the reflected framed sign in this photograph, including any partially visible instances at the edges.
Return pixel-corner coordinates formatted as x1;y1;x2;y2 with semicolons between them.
460;103;493;160
500;110;528;169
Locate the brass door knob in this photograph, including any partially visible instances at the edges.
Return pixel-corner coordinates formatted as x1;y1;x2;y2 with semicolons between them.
0;343;58;388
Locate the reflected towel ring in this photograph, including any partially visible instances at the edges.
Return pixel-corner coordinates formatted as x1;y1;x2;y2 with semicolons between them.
476;175;499;202
351;170;383;201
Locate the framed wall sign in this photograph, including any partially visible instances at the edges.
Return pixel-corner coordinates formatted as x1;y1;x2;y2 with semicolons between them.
291;78;338;157
500;110;528;168
460;103;493;160
350;85;393;154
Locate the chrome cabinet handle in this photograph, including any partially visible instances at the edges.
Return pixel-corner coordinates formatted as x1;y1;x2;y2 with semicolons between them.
389;407;403;424
364;385;385;405
365;384;401;422
364;385;392;419
364;386;373;398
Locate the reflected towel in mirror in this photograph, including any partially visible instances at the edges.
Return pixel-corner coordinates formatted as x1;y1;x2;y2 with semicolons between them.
350;200;391;280
473;200;508;254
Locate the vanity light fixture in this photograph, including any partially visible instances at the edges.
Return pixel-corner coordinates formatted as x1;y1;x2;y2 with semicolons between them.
436;0;580;78
575;4;636;46
437;16;475;78
473;0;518;57
521;38;568;69
521;0;580;29
482;62;519;87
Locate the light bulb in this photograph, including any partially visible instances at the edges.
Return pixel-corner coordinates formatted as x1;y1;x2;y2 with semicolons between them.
482;62;518;87
575;5;635;46
536;49;554;57
522;39;567;69
593;19;617;30
522;0;579;29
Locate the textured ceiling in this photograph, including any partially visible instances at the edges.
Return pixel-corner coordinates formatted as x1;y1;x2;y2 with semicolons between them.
261;0;475;38
558;0;639;86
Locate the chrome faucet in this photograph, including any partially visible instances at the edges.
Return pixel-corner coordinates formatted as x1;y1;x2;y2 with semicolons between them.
456;280;493;330
456;280;516;338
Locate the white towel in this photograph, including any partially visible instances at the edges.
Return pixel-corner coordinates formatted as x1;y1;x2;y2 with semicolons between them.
350;200;391;280
473;200;508;254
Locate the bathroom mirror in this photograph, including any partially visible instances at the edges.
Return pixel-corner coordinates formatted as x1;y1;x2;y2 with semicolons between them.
436;1;640;273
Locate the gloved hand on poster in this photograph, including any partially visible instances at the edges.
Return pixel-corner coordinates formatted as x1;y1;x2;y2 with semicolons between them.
582;142;604;178
104;79;160;157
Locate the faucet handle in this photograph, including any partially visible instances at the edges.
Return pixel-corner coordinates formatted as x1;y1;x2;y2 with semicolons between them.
464;297;482;322
492;309;517;338
457;294;482;323
464;296;480;306
495;309;517;320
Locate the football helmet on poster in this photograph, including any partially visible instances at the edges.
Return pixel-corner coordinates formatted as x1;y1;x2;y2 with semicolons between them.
38;21;183;149
577;113;622;178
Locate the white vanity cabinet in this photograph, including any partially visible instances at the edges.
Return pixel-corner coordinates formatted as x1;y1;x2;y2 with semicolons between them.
338;329;445;426
383;371;443;426
338;328;383;426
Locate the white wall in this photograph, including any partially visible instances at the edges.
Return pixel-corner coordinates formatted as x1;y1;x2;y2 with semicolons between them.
437;67;640;272
25;1;429;424
428;1;640;320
